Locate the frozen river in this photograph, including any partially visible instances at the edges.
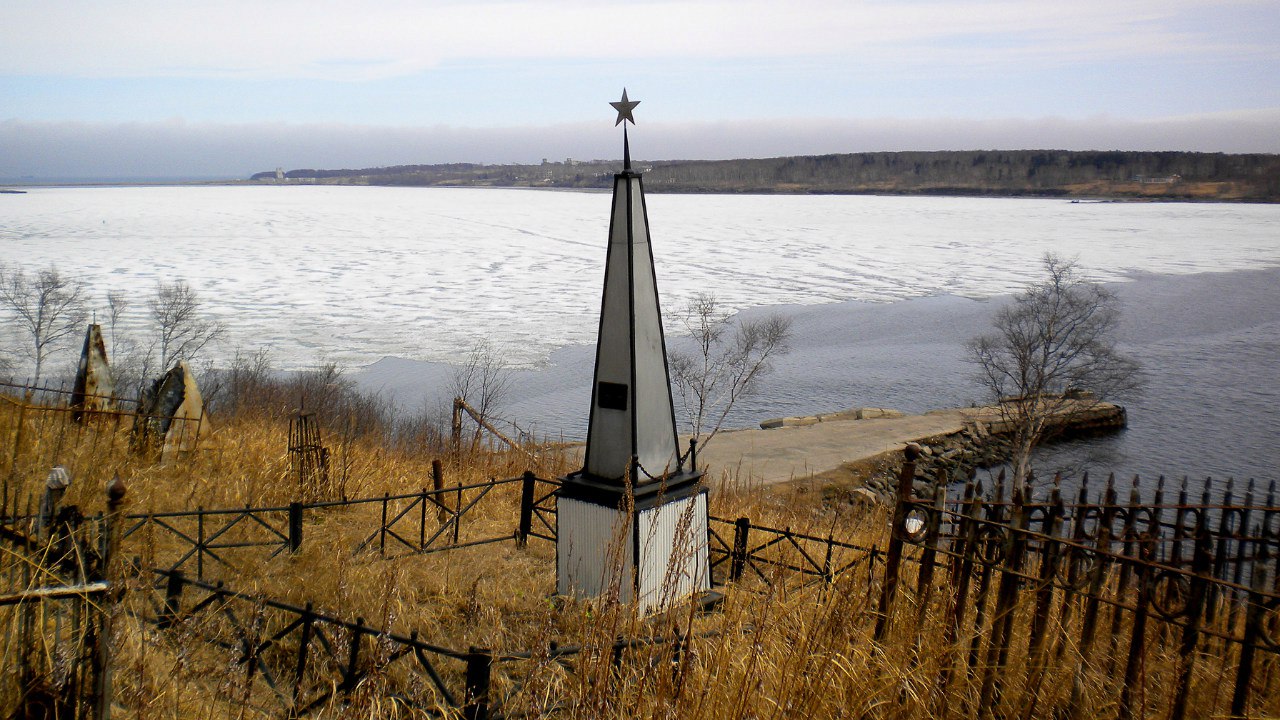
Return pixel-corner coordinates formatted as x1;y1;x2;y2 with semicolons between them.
3;185;1278;483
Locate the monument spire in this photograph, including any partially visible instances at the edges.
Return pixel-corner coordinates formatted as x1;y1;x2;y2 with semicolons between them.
555;90;710;614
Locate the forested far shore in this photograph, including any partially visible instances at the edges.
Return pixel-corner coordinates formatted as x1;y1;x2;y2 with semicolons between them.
252;150;1280;201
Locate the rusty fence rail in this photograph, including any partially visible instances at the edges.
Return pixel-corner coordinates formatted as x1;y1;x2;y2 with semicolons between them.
137;567;478;718
10;449;1280;719
878;452;1280;720
135;567;708;720
119;472;565;580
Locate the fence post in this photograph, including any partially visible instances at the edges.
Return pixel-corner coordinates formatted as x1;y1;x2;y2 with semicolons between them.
432;459;446;523
451;400;463;453
420;487;428;550
379;493;389;555
288;502;303;552
194;504;204;576
935;478;981;706
874;444;920;644
453;482;463;545
91;475;127;720
1231;527;1269;719
518;471;536;547
1170;527;1214;720
965;475;1002;683
340;617;365;694
914;483;947;627
979;477;1030;712
1067;475;1119;719
671;625;687;689
730;517;752;582
292;603;315;712
463;647;492;720
159;570;185;630
1028;478;1064;664
1117;534;1156;720
4;400;29;519
38;465;70;540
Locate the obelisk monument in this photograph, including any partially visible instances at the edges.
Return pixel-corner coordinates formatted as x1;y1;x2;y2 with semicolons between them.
556;90;710;613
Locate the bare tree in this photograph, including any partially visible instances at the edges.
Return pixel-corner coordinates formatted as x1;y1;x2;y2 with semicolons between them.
105;290;128;359
967;253;1142;481
449;339;514;447
0;263;88;385
148;280;225;372
670;292;792;446
102;288;145;393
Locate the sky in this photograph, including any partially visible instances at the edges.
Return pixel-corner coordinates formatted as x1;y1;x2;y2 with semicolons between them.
2;0;1279;180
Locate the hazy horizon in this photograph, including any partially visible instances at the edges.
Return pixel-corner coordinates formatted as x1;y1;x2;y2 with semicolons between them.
3;1;1278;180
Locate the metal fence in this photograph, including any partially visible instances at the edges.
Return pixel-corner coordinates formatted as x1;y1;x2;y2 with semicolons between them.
8;440;1278;718
876;451;1280;719
1;481;126;719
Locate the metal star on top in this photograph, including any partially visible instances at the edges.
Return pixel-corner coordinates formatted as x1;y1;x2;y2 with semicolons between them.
610;89;639;126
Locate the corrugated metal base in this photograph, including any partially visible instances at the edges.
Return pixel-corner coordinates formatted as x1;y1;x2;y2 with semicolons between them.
557;492;710;614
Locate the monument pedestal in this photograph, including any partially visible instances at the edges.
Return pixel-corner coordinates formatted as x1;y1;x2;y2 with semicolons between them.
557;471;709;614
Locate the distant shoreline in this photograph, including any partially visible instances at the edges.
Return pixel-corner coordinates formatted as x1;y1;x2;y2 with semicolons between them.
4;179;1276;204
248;150;1280;203
10;148;1276;202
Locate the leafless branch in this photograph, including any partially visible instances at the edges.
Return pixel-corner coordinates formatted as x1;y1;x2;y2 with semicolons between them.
670;293;792;446
0;263;88;384
967;253;1142;480
148;279;225;371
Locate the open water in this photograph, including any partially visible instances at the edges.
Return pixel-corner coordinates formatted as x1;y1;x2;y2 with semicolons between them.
3;185;1278;485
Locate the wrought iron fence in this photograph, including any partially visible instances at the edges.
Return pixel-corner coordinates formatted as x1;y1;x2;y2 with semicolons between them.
878;450;1280;720
1;481;126;719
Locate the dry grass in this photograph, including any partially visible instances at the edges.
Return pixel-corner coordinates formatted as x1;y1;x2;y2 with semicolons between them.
4;396;1276;719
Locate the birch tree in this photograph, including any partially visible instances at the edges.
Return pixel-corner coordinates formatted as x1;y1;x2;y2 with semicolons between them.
670;293;792;446
968;254;1142;481
0;264;88;385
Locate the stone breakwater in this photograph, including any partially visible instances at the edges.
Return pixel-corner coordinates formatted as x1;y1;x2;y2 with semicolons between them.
849;403;1127;506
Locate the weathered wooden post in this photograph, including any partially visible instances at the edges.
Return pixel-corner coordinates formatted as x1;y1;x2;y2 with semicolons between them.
451;399;464;453
432;459;446;523
556;92;709;614
93;474;127;720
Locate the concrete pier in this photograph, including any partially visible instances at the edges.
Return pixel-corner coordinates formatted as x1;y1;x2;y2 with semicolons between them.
696;401;1126;488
